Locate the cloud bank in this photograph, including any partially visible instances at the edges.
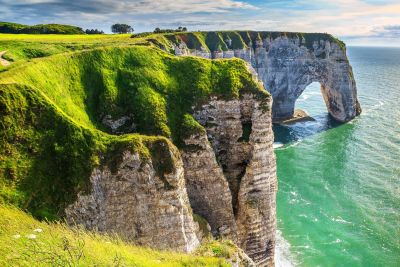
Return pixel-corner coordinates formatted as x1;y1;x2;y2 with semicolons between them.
0;0;399;46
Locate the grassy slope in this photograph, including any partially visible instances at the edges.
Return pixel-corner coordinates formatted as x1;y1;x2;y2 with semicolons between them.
0;45;268;219
0;30;345;68
0;34;139;66
0;205;233;266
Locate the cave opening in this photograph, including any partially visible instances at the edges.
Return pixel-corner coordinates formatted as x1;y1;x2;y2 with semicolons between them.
238;121;252;142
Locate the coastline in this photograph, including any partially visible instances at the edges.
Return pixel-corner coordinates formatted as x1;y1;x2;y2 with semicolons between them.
275;230;297;267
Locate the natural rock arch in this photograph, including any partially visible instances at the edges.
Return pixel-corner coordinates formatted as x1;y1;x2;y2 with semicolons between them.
254;36;361;122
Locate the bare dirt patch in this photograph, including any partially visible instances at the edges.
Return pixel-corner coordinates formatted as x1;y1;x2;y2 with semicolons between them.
0;51;11;66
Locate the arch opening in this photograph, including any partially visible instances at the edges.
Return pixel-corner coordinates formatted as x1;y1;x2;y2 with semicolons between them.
295;81;327;119
272;82;343;145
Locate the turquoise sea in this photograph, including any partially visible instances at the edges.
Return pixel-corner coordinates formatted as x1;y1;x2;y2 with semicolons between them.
274;47;400;267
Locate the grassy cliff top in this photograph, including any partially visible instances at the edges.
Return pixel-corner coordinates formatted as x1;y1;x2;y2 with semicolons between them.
0;45;268;219
142;31;346;52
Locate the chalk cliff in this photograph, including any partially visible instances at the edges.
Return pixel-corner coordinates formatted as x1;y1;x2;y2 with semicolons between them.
182;94;276;265
151;31;361;122
65;146;201;253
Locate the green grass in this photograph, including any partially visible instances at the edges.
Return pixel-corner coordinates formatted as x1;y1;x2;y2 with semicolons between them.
0;34;141;65
0;205;231;266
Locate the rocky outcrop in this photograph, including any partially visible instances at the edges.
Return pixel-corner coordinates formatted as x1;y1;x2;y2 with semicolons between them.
65;148;200;253
0;51;11;67
167;32;361;122
181;131;238;240
181;94;277;266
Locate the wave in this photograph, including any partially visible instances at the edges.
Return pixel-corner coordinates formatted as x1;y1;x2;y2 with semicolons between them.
278;140;302;150
360;100;384;116
274;142;284;149
275;230;298;267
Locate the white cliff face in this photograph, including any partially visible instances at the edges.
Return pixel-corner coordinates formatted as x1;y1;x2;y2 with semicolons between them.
184;94;277;266
65;150;200;253
181;131;238;240
173;35;361;122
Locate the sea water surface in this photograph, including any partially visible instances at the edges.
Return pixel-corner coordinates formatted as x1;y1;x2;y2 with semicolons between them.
274;47;400;266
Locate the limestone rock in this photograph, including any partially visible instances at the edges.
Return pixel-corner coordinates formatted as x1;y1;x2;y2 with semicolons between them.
181;131;238;240
188;94;277;266
101;114;135;134
65;150;200;252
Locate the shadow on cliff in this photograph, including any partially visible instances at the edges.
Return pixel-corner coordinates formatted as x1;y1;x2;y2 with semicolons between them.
272;113;344;144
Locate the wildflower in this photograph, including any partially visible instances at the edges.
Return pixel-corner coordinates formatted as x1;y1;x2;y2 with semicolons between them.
26;234;37;239
12;234;21;239
33;228;43;233
105;241;111;244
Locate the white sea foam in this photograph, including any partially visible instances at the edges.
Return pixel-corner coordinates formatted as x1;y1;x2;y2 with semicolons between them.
273;142;284;149
275;230;298;267
331;216;352;224
279;140;302;150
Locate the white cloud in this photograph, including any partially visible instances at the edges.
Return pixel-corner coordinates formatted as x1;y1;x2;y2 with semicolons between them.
1;0;399;46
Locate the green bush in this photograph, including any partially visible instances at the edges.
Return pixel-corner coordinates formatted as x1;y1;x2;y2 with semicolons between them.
0;22;84;34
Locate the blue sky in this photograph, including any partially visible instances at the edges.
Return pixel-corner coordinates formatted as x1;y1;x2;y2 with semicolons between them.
1;0;400;46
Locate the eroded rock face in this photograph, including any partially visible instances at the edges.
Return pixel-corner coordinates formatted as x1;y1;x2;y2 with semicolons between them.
173;35;361;122
65;150;200;253
181;131;238;240
66;92;276;266
182;94;277;266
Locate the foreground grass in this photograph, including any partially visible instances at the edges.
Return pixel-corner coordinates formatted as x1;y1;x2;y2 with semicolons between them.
0;205;230;266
